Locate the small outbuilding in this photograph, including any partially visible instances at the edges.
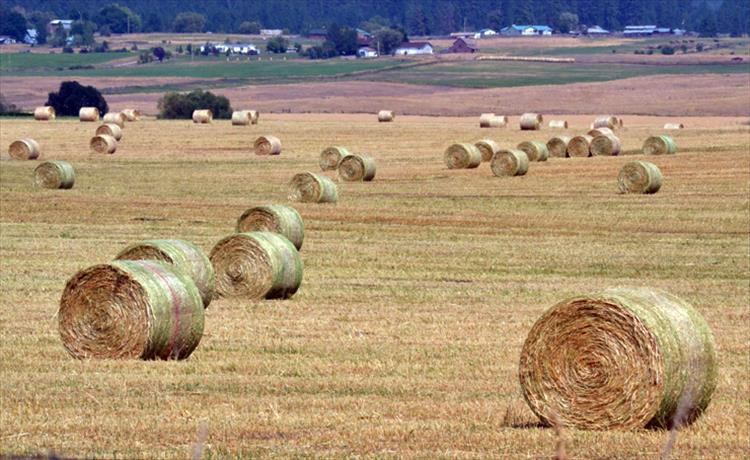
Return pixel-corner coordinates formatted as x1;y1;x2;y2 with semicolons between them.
393;42;434;55
443;38;478;53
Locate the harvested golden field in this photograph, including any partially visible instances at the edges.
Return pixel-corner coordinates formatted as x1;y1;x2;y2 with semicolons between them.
0;115;748;458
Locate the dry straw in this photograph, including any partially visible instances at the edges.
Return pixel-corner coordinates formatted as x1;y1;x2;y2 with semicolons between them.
618;161;663;194
664;123;684;130
593;115;619;130
210;231;303;299
115;239;216;308
79;107;99;122
96;123;123;141
121;109;141;121
58;260;205;360
90;134;117;154
491;149;529;177
520;113;543;130
339;153;376;181
103;112;126;128
231;110;251;126
444;143;482;169
34;106;55;121
588;127;615;138
237;205;304;250
643;135;677;155
567;135;593;157
289;172;339;203
192;109;213;123
34;160;75;189
254;135;282;155
547;135;571;158
479;114;506;128
475;139;501;162
319;146;350;171
248;110;259;124
590;133;622;156
548;120;568;129
517;140;549;162
378;110;395;122
519;287;716;431
8;138;40;160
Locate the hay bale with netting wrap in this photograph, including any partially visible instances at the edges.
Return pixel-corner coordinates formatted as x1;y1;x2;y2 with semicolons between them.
115;239;216;308
79;107;99;122
231;110;251;126
254;135;282;155
618;161;663;194
517;141;549;162
90;134;117;154
588;127;615;138
289;172;338;203
9;138;40;160
103;112;126;128
590;133;621;156
444;143;481;169
475;139;501;162
664;123;684;130
593;116;619;130
519;287;716;431
567;135;593;157
319;146;350;171
192;109;213;124
378;110;395;122
34;106;56;121
491;149;529;177
520;113;542;130
547;135;571;158
237;205;304;250
58;260;205;360
643;135;677;155
210;231;303;299
121;109;141;121
34;161;75;189
548;120;568;129
339;153;376;181
96;123;123;141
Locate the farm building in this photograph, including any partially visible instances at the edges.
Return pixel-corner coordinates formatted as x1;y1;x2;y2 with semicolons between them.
356;28;372;45
47;19;73;35
260;29;283;36
587;25;610;35
474;28;497;39
623;25;657;36
357;46;378;58
0;36;16;45
24;29;38;45
450;31;475;39
393;42;434;55
500;25;553;36
443;38;478;53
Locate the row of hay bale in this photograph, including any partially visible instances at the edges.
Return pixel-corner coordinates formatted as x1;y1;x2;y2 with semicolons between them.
319;146;377;181
479;114;631;131
546;132;676;158
8;140;77;188
34;106;140;122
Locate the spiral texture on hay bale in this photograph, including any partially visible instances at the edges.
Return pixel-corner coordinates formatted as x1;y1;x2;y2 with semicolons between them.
378;110;395;122
547;136;571;158
590;134;621;156
444;143;481;169
115;239;216;308
491;149;529;177
210;231;303;299
289;172;338;203
517;140;549;162
34;106;55;121
593;116;619;130
254;135;282;155
121;109;141;121
643;135;677;155
79;107;99;122
8;138;40;160
319;146;350;171
34;160;75;189
237;205;304;250
231;110;251;126
192;109;213;124
519;288;716;431
96;123;123;141
567;135;593;158
663;123;684;130
90;134;117;154
103;112;126;128
548;120;568;129
58;260;205;360
475;139;501;162
618;161;663;194
520;113;542;130
339;153;376;182
588;127;614;138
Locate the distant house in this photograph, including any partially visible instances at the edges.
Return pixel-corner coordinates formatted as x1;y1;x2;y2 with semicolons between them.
231;44;259;55
24;29;38;45
260;29;283;36
0;36;17;45
356;28;372;45
587;26;610;35
450;31;475;39
357;46;378;58
474;28;497;39
48;19;74;35
500;24;553;36
443;37;478;53
393;41;433;55
623;25;657;36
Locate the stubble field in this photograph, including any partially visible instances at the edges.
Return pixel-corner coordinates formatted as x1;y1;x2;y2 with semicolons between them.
0;115;748;458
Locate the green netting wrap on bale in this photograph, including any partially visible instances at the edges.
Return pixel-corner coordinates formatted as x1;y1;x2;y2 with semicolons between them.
237;204;305;250
115;239;216;308
547;136;571;158
475;139;501;162
618;161;663;194
517;141;549;162
519;287;717;431
288;172;339;203
34;160;75;189
210;231;303;299
491;149;529;177
319;146;350;171
567;135;593;158
643;135;677;155
338;153;376;181
444;143;481;169
58;260;205;360
590;133;621;156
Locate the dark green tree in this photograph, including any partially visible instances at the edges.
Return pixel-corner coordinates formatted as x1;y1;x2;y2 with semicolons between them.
70;20;96;46
96;3;141;34
157;89;232;119
239;21;261;34
46;81;108;117
143;13;163;33
374;28;404;55
0;8;27;41
556;12;579;33
173;12;206;33
266;35;289;53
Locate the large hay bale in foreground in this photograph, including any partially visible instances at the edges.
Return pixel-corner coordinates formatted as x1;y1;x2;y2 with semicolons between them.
96;123;123;141
58;260;205;360
567;135;593;158
289;172;338;203
378;110;395;122
90;134;117;154
254;135;282;155
237;205;304;250
520;113;542;130
192;109;213;124
548;120;568;129
519;288;716;431
664;123;684;130
339;153;376;181
319;146;350;171
121;109;141;121
491;149;529;177
103;112;126;128
517;140;549;162
231;110;251;126
588;127;614;138
593;115;619;130
618;161;663;194
444;143;481;169
590;133;621;156
115;239;216;308
643;135;677;155
34;106;55;121
210;231;303;299
34;160;75;189
475;139;501;162
8;138;40;160
79;107;99;122
547;135;571;158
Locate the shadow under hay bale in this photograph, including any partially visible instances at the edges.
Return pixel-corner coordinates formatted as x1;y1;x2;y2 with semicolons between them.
237;205;304;250
491;149;529;177
444;143;481;169
288;172;338;203
34;160;75;189
338;153;376;182
618;161;663;194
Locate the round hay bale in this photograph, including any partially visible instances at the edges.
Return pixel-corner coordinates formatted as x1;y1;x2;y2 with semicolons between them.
378;110;395;122
444;143;482;169
618;161;663;194
96;123;123;141
475;139;501;162
547;135;571;158
192;109;213;124
237;205;304;250
254;135;282;155
479;113;495;128
519;287;716;431
121;109;141;121
90;134;117;154
517;140;549;162
339;153;376;181
58;260;205;360
664;123;684;130
231;110;251;126
8;138;40;160
548;120;568;129
102;112;126;128
319;146;350;171
34;106;55;121
289;172;338;203
248;110;259;124
593;115;619;130
115;239;216;308
79;107;99;122
567;135;593;158
491;149;529;177
34;160;75;189
520;113;542;130
588;127;615;138
643;135;677;155
210;231;303;299
590;134;622;156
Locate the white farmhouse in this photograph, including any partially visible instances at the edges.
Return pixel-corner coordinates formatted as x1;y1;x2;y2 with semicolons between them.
393;42;433;56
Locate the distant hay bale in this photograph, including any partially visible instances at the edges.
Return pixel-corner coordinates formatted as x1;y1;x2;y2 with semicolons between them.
444;143;482;169
90;134;117;154
34;160;75;189
517;140;549;162
253;135;282;155
567;135;593;157
520;113;543;130
664;123;684;130
519;287;716;430
231;110;251;125
475;139;501;162
8;138;40;160
248;110;259;124
588;127;615;137
115;239;216;308
339;153;376;181
192;109;213;124
95;123;123;141
590;133;621;156
547;135;571;158
58;260;205;360
79;107;99;122
121;109;141;121
378;110;395;122
210;231;303;299
643;135;677;155
548;120;568;129
593;115;619;130
479;113;506;128
618;161;663;194
237;204;304;250
34;106;55;121
491;149;529;177
319;146;350;171
102;112;126;128
289;172;339;203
